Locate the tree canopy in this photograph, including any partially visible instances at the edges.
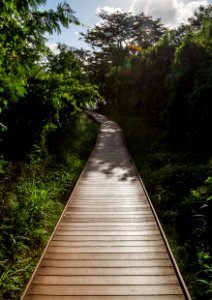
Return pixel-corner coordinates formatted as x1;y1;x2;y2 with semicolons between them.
82;9;165;50
0;0;101;158
0;0;79;112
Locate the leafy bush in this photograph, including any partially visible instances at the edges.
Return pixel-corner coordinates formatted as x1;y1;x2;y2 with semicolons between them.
0;113;98;299
125;141;212;300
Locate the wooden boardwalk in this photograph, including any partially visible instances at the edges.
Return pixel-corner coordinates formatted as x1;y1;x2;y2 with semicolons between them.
21;112;191;300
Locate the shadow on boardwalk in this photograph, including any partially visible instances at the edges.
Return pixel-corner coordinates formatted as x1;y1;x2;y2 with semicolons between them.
85;112;138;182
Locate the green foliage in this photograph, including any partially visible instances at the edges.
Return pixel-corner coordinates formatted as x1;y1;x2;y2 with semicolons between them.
0;0;79;113
91;5;212;154
81;10;166;104
1;44;101;160
82;10;165;50
188;5;212;31
166;16;212;152
0;257;35;299
0;114;98;299
123;136;212;299
0;0;101;161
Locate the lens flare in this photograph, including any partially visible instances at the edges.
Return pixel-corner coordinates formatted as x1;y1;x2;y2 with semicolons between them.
126;44;142;52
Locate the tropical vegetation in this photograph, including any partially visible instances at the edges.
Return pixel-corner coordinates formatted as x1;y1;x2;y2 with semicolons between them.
0;1;99;299
0;1;212;299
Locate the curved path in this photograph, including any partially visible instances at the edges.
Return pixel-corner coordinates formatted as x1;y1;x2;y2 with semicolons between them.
21;112;191;300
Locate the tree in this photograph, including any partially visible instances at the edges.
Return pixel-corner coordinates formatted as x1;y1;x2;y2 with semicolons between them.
166;15;212;152
0;1;102;159
0;0;79;114
81;9;166;105
188;5;212;31
82;9;165;51
1;43;101;159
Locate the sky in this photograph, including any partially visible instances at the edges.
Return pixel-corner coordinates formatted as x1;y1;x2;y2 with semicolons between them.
42;0;212;51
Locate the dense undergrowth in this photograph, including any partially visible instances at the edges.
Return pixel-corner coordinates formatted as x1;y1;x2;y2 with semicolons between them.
0;114;98;300
116;115;212;300
134;150;212;299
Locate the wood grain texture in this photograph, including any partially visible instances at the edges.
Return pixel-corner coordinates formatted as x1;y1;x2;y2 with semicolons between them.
37;266;176;276
25;296;186;300
21;112;190;300
28;285;183;295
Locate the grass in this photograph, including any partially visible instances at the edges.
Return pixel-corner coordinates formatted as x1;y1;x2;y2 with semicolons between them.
0;113;98;300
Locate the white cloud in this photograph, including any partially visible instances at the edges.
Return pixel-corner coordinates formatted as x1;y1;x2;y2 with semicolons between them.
96;6;123;15
95;1;209;28
173;0;208;25
46;43;60;54
93;7;124;29
129;0;209;27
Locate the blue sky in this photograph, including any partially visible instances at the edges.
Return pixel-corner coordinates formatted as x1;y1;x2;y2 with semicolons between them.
42;0;212;50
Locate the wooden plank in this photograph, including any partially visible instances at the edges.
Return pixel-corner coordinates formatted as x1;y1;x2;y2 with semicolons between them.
63;215;154;219
52;234;162;240
73;189;145;193
25;295;186;300
69;202;147;205
57;225;158;231
61;218;155;223
71;190;145;193
44;252;170;260
60;221;155;225
37;267;175;276
70;197;147;200
68;204;150;207
76;182;142;184
41;259;172;267
67;207;150;211
78;184;143;188
66;206;152;211
71;193;146;197
54;231;160;236
49;240;164;247
33;275;178;285
47;246;167;253
69;203;148;206
78;187;142;189
28;285;183;295
70;196;147;199
72;193;146;197
60;222;156;226
77;181;142;184
72;183;143;186
64;211;152;215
